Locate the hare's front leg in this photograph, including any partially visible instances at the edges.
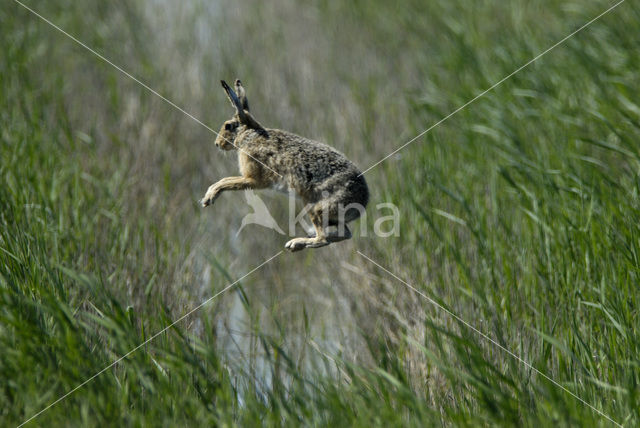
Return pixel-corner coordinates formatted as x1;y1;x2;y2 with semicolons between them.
201;176;258;207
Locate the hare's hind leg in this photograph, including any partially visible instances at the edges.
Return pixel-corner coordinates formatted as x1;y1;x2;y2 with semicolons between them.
326;224;352;243
285;208;353;252
305;224;351;241
285;211;331;252
284;223;328;252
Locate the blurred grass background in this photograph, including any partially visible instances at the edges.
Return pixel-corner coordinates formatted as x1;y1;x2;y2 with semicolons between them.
1;0;639;425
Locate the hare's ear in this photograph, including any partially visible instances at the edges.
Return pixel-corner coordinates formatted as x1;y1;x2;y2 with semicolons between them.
235;79;250;111
220;80;265;131
221;80;243;112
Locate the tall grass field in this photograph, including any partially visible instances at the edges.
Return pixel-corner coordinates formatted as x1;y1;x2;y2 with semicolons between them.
1;0;639;426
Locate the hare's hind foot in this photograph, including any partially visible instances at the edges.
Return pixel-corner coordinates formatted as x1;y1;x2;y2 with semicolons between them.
285;236;329;252
285;225;352;252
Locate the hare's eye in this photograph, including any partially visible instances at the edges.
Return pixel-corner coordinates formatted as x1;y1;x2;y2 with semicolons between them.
224;123;232;131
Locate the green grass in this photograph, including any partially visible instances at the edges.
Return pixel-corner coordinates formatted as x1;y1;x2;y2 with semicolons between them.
2;0;639;426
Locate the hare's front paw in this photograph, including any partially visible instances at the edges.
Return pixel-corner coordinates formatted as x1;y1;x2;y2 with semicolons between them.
201;188;219;207
285;238;309;252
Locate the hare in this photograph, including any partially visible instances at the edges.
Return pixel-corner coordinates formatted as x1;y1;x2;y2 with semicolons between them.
201;79;369;252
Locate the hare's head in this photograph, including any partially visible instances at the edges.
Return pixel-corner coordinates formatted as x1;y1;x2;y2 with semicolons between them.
215;79;264;150
215;118;240;151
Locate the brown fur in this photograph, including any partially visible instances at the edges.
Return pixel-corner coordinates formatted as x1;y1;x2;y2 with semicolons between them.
202;79;369;251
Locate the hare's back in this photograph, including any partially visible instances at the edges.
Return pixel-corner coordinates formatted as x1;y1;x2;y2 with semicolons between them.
267;130;359;179
256;130;367;207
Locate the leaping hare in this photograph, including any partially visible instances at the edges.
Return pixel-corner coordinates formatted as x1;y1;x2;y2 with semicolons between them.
201;79;369;252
